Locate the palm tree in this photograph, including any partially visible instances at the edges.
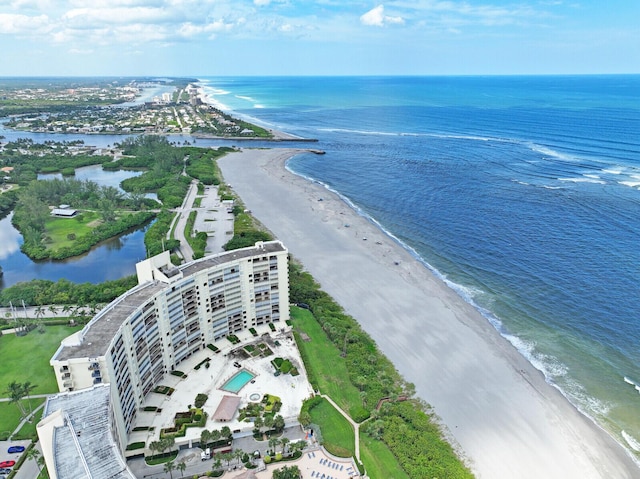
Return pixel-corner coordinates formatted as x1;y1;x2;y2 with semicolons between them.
220;451;233;469
281;437;290;455
274;414;285;433
268;437;279;456
200;429;211;449
48;305;58;317
62;304;72;316
263;415;274;432
210;428;221;445
25;446;43;473
177;460;187;477
22;381;37;414
34;306;45;320
234;448;244;465
163;460;176;479
220;425;231;440
211;453;223;473
5;381;27;418
160;436;175;457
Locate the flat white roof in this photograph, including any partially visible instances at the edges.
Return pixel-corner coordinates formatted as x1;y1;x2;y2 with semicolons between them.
43;385;135;479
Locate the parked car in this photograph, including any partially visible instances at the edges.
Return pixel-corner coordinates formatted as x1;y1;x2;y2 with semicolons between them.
7;446;24;453
0;461;15;468
0;468;10;474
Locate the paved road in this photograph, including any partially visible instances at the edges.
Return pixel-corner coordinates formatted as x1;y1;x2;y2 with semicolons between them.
169;180;197;262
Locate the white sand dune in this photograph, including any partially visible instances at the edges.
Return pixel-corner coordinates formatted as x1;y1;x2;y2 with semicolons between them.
218;148;639;479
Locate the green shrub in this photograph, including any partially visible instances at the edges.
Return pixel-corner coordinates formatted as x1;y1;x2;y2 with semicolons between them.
195;393;208;408
126;442;146;450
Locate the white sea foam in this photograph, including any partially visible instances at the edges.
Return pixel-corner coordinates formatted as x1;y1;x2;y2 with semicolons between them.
619;181;640;189
235;95;257;102
622;431;640;452
603;167;624;175
623;376;640;394
529;144;579;162
316;127;514;144
558;177;606;184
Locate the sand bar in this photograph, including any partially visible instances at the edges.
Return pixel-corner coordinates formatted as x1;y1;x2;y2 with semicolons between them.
218;148;639;479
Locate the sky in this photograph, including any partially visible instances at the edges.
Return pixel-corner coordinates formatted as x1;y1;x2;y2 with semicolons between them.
0;0;638;76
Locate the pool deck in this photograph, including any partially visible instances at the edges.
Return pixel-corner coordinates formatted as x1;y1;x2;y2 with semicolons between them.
129;324;314;451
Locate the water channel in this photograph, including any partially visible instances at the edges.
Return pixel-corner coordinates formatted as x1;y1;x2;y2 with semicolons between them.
0;163;154;289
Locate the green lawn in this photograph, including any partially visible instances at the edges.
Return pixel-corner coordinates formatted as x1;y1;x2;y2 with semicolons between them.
291;307;363;414
360;432;410;479
0;397;46;440
308;398;354;458
44;211;101;249
0;325;82;394
0;401;25;439
292;306;419;477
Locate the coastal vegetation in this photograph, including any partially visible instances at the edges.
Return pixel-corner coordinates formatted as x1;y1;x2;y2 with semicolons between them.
11;177;155;260
0;276;137;307
289;263;474;479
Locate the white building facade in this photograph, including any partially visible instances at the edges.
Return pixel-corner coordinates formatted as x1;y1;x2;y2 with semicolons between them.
49;241;290;451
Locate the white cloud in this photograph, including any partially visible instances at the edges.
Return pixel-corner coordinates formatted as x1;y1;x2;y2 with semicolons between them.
360;4;404;27
62;7;169;26
0;13;50;34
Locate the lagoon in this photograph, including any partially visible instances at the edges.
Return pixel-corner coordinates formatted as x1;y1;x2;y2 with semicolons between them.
0;212;150;289
0;164;153;289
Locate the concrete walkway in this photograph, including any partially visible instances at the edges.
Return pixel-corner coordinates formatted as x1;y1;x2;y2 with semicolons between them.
320;395;363;462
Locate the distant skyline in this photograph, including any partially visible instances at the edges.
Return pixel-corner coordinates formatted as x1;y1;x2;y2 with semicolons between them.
0;0;638;77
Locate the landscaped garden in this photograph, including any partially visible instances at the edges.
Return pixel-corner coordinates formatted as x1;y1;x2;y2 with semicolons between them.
160;408;207;439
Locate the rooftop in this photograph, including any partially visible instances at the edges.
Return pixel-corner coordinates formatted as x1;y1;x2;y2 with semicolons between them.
43;385;135;479
53;241;287;362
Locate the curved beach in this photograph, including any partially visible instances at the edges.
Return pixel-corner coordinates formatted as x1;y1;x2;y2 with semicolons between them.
218;148;639;479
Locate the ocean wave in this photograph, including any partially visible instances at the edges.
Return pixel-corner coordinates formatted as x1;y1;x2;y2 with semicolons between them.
558;177;607;184
235;95;257;102
316;127;514;144
619;181;640;189
622;431;640;452
205;87;231;96
624;376;640;394
529;144;580;162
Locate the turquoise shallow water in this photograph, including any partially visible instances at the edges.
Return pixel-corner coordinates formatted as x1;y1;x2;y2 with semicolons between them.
201;75;640;457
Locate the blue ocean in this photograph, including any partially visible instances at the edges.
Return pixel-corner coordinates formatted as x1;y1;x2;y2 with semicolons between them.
201;75;640;457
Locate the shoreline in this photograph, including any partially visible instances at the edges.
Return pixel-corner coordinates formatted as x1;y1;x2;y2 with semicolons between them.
218;147;640;479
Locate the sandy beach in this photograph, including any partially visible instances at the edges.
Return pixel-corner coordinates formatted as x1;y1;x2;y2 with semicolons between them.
218;148;640;479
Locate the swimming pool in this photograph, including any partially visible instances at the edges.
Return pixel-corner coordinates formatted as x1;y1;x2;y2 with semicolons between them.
221;370;255;393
